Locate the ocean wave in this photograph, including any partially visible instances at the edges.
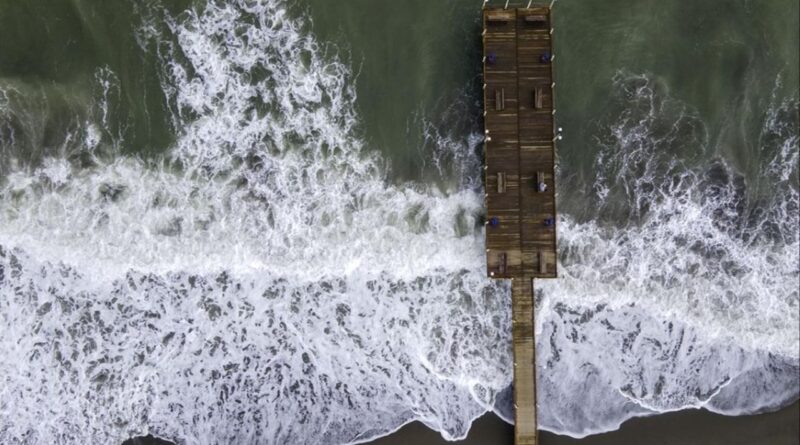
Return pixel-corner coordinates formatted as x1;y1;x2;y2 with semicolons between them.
1;1;505;443
534;73;799;437
0;0;797;443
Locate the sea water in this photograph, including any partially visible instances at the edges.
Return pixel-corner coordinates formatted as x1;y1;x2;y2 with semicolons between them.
0;0;797;443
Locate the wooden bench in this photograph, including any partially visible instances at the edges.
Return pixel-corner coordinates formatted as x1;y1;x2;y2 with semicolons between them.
487;11;514;23
533;87;544;109
524;14;548;28
536;171;546;192
497;172;507;193
538;251;547;274
495;88;505;111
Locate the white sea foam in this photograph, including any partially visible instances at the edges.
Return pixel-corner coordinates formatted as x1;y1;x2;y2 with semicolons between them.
0;1;507;443
535;73;799;437
0;1;797;444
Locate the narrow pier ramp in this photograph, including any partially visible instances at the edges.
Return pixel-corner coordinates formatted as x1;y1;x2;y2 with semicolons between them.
482;5;557;445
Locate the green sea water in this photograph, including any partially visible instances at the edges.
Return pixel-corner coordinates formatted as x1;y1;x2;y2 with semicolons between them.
0;1;183;166
305;0;799;214
1;0;797;183
0;0;797;443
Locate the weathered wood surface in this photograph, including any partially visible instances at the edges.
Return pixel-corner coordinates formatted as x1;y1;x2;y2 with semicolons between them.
484;6;557;281
482;6;558;445
511;276;537;445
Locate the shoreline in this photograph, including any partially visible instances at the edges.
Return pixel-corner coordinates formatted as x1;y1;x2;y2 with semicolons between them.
121;399;799;444
365;400;800;445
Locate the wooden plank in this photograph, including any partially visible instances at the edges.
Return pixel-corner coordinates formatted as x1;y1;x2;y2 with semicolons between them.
538;250;546;274
487;10;515;22
483;6;559;445
524;14;548;23
495;88;506;111
512;277;537;445
533;87;543;109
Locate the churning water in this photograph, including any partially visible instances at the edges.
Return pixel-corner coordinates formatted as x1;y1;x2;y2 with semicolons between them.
0;0;797;443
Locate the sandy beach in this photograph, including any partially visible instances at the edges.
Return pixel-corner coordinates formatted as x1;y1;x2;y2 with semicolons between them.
367;401;799;445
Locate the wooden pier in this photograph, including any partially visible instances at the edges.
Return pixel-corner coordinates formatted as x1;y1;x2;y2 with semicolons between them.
482;5;557;445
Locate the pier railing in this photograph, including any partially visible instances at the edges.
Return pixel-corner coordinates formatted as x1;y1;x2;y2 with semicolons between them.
482;0;558;9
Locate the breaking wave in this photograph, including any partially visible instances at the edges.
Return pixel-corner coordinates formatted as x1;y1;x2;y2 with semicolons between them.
0;2;505;444
0;1;797;444
534;73;799;437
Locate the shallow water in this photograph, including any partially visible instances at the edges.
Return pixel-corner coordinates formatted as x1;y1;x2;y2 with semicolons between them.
0;0;797;443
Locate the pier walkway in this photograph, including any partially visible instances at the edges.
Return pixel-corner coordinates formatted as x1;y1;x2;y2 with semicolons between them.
482;5;557;445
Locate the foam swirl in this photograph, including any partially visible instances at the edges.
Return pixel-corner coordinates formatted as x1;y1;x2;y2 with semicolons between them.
0;1;797;443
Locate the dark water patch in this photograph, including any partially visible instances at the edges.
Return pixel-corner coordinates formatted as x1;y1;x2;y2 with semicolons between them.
0;0;181;173
552;0;798;223
303;0;483;185
122;435;176;445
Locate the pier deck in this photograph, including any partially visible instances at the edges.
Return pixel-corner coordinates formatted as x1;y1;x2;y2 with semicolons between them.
482;5;557;445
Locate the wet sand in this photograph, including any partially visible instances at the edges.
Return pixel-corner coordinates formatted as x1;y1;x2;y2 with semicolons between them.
122;401;799;444
366;401;799;445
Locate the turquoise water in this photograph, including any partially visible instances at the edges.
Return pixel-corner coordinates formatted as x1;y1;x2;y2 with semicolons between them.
0;0;797;443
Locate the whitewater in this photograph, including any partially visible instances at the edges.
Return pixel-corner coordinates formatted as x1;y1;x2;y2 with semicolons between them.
0;1;797;444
